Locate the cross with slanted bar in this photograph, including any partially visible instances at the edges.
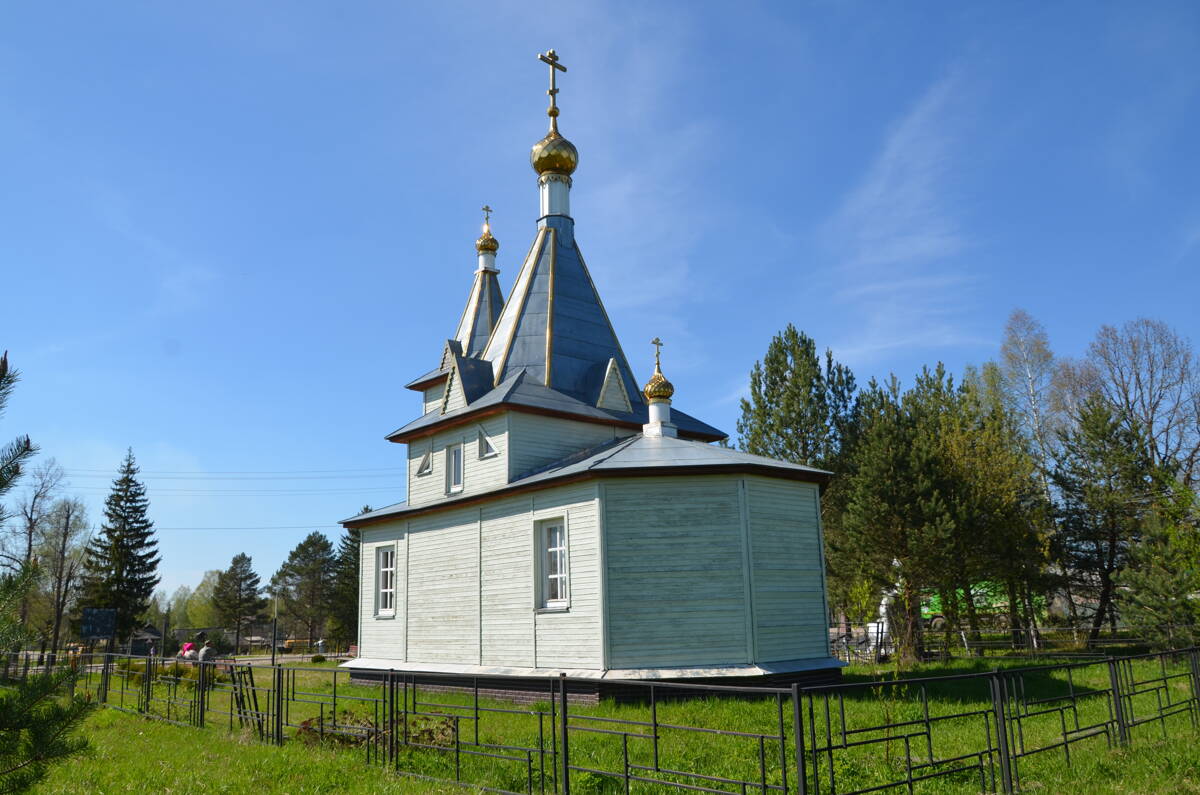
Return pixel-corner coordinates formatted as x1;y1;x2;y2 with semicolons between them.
538;49;567;122
651;337;663;368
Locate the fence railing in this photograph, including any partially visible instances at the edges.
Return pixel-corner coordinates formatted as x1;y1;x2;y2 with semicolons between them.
827;623;1179;665
4;647;1199;794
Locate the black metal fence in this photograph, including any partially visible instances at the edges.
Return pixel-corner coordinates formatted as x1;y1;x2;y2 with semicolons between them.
4;647;1199;794
828;623;1176;664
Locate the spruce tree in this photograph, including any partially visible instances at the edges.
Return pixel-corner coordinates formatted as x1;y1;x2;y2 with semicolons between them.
269;532;336;646
79;450;161;641
1052;397;1153;644
1115;476;1200;649
328;521;363;649
212;553;266;654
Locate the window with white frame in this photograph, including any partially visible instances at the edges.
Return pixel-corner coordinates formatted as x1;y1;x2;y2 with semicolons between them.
477;429;497;459
376;546;396;615
415;450;432;476
539;519;568;608
446;443;464;493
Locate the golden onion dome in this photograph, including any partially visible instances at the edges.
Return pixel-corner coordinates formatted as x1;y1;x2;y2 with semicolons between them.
642;362;675;402
475;223;499;253
530;129;578;176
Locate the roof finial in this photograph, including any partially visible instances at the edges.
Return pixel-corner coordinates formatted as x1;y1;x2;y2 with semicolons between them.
538;49;567;134
475;205;499;254
643;337;674;402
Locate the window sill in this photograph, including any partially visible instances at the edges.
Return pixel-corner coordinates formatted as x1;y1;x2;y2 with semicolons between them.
478;453;499;461
535;605;570;614
373;612;396;620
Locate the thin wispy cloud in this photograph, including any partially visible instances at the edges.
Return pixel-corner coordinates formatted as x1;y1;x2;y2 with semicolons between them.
823;71;985;366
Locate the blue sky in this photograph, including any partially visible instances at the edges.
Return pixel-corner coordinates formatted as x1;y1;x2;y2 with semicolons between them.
3;2;1198;596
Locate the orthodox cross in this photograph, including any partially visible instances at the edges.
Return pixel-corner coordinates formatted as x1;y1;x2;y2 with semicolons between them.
481;205;493;225
538;49;567;128
651;337;664;369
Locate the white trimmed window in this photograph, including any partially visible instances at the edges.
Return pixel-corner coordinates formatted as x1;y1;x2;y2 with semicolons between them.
446;443;464;493
539;519;569;608
478;429;497;459
415;450;432;476
376;546;396;615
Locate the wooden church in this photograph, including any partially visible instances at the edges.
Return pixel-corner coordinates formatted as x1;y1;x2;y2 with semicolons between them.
340;51;840;691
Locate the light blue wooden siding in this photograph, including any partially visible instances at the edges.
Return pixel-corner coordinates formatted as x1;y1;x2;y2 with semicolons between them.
357;482;601;671
405;507;480;663
533;484;602;669
422;383;446;414
604;476;750;668
480;495;536;666
507;413;632;479
406;414;509;507
745;477;828;661
359;523;407;660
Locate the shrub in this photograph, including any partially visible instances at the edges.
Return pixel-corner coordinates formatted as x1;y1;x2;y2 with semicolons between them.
310;654;326;663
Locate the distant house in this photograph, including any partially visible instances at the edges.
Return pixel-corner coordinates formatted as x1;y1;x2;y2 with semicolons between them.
340;54;840;696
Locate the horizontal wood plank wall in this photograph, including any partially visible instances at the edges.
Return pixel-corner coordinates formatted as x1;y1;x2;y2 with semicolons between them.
480;494;536;667
604;476;749;668
360;522;407;660
422;383;446;415
745;477;827;661
507;413;632;480
359;482;600;670
406;507;480;663
532;484;602;669
407;414;508;507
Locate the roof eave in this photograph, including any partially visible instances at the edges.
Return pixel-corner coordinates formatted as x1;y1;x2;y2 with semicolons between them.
342;463;828;529
385;402;726;445
404;371;450;391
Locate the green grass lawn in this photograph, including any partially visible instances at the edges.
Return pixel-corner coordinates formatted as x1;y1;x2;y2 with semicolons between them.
46;654;1200;794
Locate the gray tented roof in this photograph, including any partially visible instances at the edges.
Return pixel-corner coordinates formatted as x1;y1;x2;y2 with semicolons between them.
454;268;505;357
342;434;829;526
386;369;726;442
480;217;643;407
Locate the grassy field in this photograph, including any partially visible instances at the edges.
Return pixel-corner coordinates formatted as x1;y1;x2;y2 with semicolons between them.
40;653;1200;794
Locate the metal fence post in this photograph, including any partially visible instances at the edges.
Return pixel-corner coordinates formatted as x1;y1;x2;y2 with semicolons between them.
558;673;570;795
1188;649;1200;722
196;663;207;728
989;672;1014;795
1107;658;1128;745
792;683;808;795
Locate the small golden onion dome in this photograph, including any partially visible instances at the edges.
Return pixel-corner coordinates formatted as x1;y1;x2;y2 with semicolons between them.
642;363;675;402
530;130;578;176
475;224;499;253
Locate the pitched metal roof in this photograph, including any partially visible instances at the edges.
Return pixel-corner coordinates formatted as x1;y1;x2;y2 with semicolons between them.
480;217;643;406
454;268;505;357
342;434;828;526
385;369;726;443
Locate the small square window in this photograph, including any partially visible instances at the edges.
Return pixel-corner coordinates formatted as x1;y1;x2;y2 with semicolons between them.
415;451;432;477
446;443;463;493
478;430;497;459
376;546;396;615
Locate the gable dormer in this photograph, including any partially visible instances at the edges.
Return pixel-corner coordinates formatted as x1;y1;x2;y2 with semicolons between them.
596;357;633;413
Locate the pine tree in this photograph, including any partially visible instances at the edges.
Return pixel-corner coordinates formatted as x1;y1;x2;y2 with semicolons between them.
0;352;36;529
211;553;266;654
0;353;94;792
78;450;161;641
269;532;336;646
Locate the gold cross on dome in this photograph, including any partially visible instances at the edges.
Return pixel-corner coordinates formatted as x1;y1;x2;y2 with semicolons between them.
651;337;664;368
481;205;492;225
538;49;567;128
